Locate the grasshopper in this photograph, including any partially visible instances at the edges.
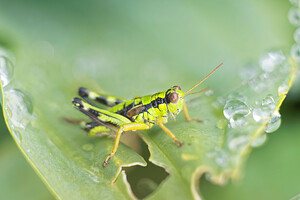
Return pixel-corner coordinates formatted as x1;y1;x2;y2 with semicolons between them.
71;63;222;167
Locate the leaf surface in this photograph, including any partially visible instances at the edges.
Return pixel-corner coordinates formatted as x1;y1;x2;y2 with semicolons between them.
0;0;297;199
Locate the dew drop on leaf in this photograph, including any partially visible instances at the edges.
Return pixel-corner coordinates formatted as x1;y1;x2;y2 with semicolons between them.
205;89;214;96
259;51;285;73
0;55;14;88
252;95;275;122
265;111;281;133
294;27;300;43
223;99;250;128
290;194;300;200
215;150;229;168
288;7;300;26
289;0;299;7
84;169;100;183
239;64;258;81
278;83;289;96
251;133;267;147
81;143;95;152
248;74;269;93
217;119;227;130
228;92;247;102
228;135;250;151
262;94;276;106
4;89;33;129
291;44;300;62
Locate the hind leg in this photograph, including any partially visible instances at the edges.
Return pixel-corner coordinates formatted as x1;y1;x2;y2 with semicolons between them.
78;87;127;107
81;121;115;137
103;122;150;167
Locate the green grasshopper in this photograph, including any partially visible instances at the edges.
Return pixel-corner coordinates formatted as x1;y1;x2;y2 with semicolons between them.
71;63;222;167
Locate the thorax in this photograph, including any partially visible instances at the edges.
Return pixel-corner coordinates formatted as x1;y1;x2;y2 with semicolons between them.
109;91;169;124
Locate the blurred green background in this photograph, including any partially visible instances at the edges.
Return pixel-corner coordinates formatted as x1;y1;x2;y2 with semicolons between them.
0;0;299;199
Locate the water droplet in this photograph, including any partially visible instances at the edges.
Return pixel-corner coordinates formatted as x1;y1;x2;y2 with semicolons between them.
262;94;275;106
81;143;94;152
288;7;300;26
217;119;227;130
218;97;226;105
223;99;250;128
212;97;225;109
228;92;247;102
290;0;299;7
253;95;276;122
4;89;33;129
84;169;100;183
205;89;214;96
278;83;289;96
265;111;281;133
206;148;229;168
290;194;300;200
0;56;14;87
239;64;258;81
12;130;22;144
30;118;40;130
251;134;267;147
228;136;250;151
248;78;267;93
215;150;229;167
280;62;290;74
294;28;300;43
253;108;269;122
291;44;300;62
248;72;273;93
259;51;285;72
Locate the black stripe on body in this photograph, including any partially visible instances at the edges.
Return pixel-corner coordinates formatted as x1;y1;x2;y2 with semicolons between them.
144;97;166;111
117;97;167;116
129;97;167;122
114;92;169;123
116;101;137;116
165;89;172;103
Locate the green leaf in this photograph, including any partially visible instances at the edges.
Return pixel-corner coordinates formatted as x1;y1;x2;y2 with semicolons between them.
0;138;54;200
200;113;300;200
141;58;296;199
0;0;298;199
0;103;53;199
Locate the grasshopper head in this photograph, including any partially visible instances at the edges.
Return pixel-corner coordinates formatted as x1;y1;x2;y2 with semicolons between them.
166;86;184;119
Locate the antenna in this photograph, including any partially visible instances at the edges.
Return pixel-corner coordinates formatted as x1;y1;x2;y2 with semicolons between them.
185;63;223;95
184;87;211;97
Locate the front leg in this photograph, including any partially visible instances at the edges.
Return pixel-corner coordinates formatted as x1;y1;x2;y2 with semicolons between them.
156;117;184;147
183;102;202;123
103;122;150;167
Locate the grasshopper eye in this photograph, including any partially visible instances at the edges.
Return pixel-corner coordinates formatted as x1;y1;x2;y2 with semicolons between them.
169;92;178;103
173;86;181;90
